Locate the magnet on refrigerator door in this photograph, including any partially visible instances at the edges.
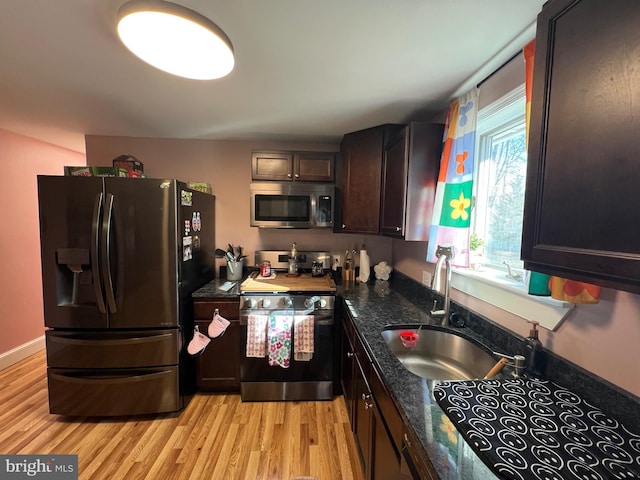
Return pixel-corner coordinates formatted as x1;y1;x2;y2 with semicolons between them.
183;236;192;261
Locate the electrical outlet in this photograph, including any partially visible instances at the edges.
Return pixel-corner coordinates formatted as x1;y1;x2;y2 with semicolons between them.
422;270;431;286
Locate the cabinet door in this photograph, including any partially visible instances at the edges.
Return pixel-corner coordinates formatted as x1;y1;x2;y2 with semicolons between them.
193;299;241;391
294;152;335;181
522;0;640;292
403;123;443;241
370;364;402;456
252;152;294;181
340;125;402;234
371;407;401;480
381;123;444;240
380;127;409;236
354;359;373;478
341;319;357;428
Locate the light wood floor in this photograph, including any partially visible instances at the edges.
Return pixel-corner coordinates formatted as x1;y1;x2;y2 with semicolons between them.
0;351;365;480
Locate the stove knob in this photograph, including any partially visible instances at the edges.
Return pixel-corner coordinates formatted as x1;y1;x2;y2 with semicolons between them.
262;298;271;308
244;298;256;309
304;297;317;308
282;297;293;308
318;298;327;308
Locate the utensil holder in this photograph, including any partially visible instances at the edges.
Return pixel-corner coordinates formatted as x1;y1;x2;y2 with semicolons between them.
227;259;244;281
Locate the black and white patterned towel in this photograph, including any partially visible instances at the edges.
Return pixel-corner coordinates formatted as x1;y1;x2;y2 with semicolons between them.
433;378;640;480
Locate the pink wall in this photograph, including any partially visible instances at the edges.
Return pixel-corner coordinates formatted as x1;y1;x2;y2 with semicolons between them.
0;129;85;355
392;240;640;398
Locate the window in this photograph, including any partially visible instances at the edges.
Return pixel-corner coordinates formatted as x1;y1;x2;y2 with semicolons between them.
471;85;527;277
450;83;572;331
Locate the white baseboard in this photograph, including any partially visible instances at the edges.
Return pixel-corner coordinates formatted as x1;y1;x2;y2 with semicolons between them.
0;336;45;371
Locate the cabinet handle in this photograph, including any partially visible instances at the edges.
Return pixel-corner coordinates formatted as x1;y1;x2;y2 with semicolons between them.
361;393;371;400
347;351;354;358
294;174;299;178
395;226;401;232
287;173;292;178
404;433;411;448
364;401;372;410
342;224;346;229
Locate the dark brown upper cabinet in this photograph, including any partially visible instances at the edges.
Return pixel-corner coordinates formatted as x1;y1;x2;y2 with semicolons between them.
251;151;334;182
339;124;403;234
380;122;444;240
522;0;640;293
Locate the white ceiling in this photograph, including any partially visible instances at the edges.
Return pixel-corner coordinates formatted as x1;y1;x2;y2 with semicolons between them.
0;1;545;153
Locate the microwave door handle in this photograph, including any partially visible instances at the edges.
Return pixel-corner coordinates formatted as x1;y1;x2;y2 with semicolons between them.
100;193;118;313
91;192;107;314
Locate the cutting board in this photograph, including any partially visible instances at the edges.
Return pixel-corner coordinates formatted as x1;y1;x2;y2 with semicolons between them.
240;272;336;292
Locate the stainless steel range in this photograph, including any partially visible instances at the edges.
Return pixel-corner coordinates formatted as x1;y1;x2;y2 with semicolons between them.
239;251;337;401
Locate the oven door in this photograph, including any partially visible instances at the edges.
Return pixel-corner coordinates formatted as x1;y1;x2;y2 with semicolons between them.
239;308;334;401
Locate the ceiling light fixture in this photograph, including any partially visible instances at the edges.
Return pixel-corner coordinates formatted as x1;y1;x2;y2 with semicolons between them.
116;0;234;80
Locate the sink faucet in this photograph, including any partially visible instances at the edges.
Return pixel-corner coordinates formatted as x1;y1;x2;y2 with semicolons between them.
430;244;454;325
493;352;526;378
503;261;523;282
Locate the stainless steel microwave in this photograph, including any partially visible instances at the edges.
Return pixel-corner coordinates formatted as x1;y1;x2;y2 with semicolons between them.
250;182;334;228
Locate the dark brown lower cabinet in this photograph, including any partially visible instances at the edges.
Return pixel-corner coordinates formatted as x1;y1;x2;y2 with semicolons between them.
341;306;407;479
354;360;373;475
193;297;241;391
372;406;402;480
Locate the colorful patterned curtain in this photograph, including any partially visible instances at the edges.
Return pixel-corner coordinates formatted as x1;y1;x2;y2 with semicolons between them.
524;39;600;304
426;88;478;267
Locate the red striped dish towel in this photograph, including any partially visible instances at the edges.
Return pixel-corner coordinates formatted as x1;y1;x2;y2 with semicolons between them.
294;314;314;361
246;314;268;358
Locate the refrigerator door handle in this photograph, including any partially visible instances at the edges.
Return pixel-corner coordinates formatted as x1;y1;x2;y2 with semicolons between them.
91;192;107;314
101;193;118;313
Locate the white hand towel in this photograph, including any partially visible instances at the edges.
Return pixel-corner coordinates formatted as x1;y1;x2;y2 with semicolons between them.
359;249;370;283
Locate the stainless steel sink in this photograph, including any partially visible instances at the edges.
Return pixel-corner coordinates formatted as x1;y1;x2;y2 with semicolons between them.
381;326;499;380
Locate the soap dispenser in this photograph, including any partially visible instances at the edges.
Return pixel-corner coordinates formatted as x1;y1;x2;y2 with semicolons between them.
524;320;544;377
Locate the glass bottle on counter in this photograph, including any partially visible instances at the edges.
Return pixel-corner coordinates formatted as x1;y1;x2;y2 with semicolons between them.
288;242;298;275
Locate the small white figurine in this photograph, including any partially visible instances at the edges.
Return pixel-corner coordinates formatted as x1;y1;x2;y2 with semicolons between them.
374;261;392;281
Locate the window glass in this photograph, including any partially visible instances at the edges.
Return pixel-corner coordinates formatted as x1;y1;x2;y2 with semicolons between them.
471;86;526;279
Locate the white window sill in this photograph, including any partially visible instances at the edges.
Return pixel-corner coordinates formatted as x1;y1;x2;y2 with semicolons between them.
450;267;574;331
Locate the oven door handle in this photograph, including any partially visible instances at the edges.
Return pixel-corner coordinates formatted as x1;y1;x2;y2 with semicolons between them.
239;312;334;326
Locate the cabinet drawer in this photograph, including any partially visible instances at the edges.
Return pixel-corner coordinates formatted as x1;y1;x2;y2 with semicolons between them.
193;299;240;320
354;333;371;381
46;330;179;369
342;308;356;345
47;367;180;416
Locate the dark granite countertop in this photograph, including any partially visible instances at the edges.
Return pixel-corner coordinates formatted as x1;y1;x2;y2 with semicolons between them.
192;277;243;298
341;273;640;480
341;278;500;479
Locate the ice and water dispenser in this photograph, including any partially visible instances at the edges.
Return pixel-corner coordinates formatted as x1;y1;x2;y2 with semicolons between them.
55;247;93;306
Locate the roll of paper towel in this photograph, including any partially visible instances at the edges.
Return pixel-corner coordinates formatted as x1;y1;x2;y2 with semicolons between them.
359;247;370;283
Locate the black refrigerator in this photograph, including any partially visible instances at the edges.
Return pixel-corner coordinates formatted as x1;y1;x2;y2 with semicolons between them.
37;175;215;416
